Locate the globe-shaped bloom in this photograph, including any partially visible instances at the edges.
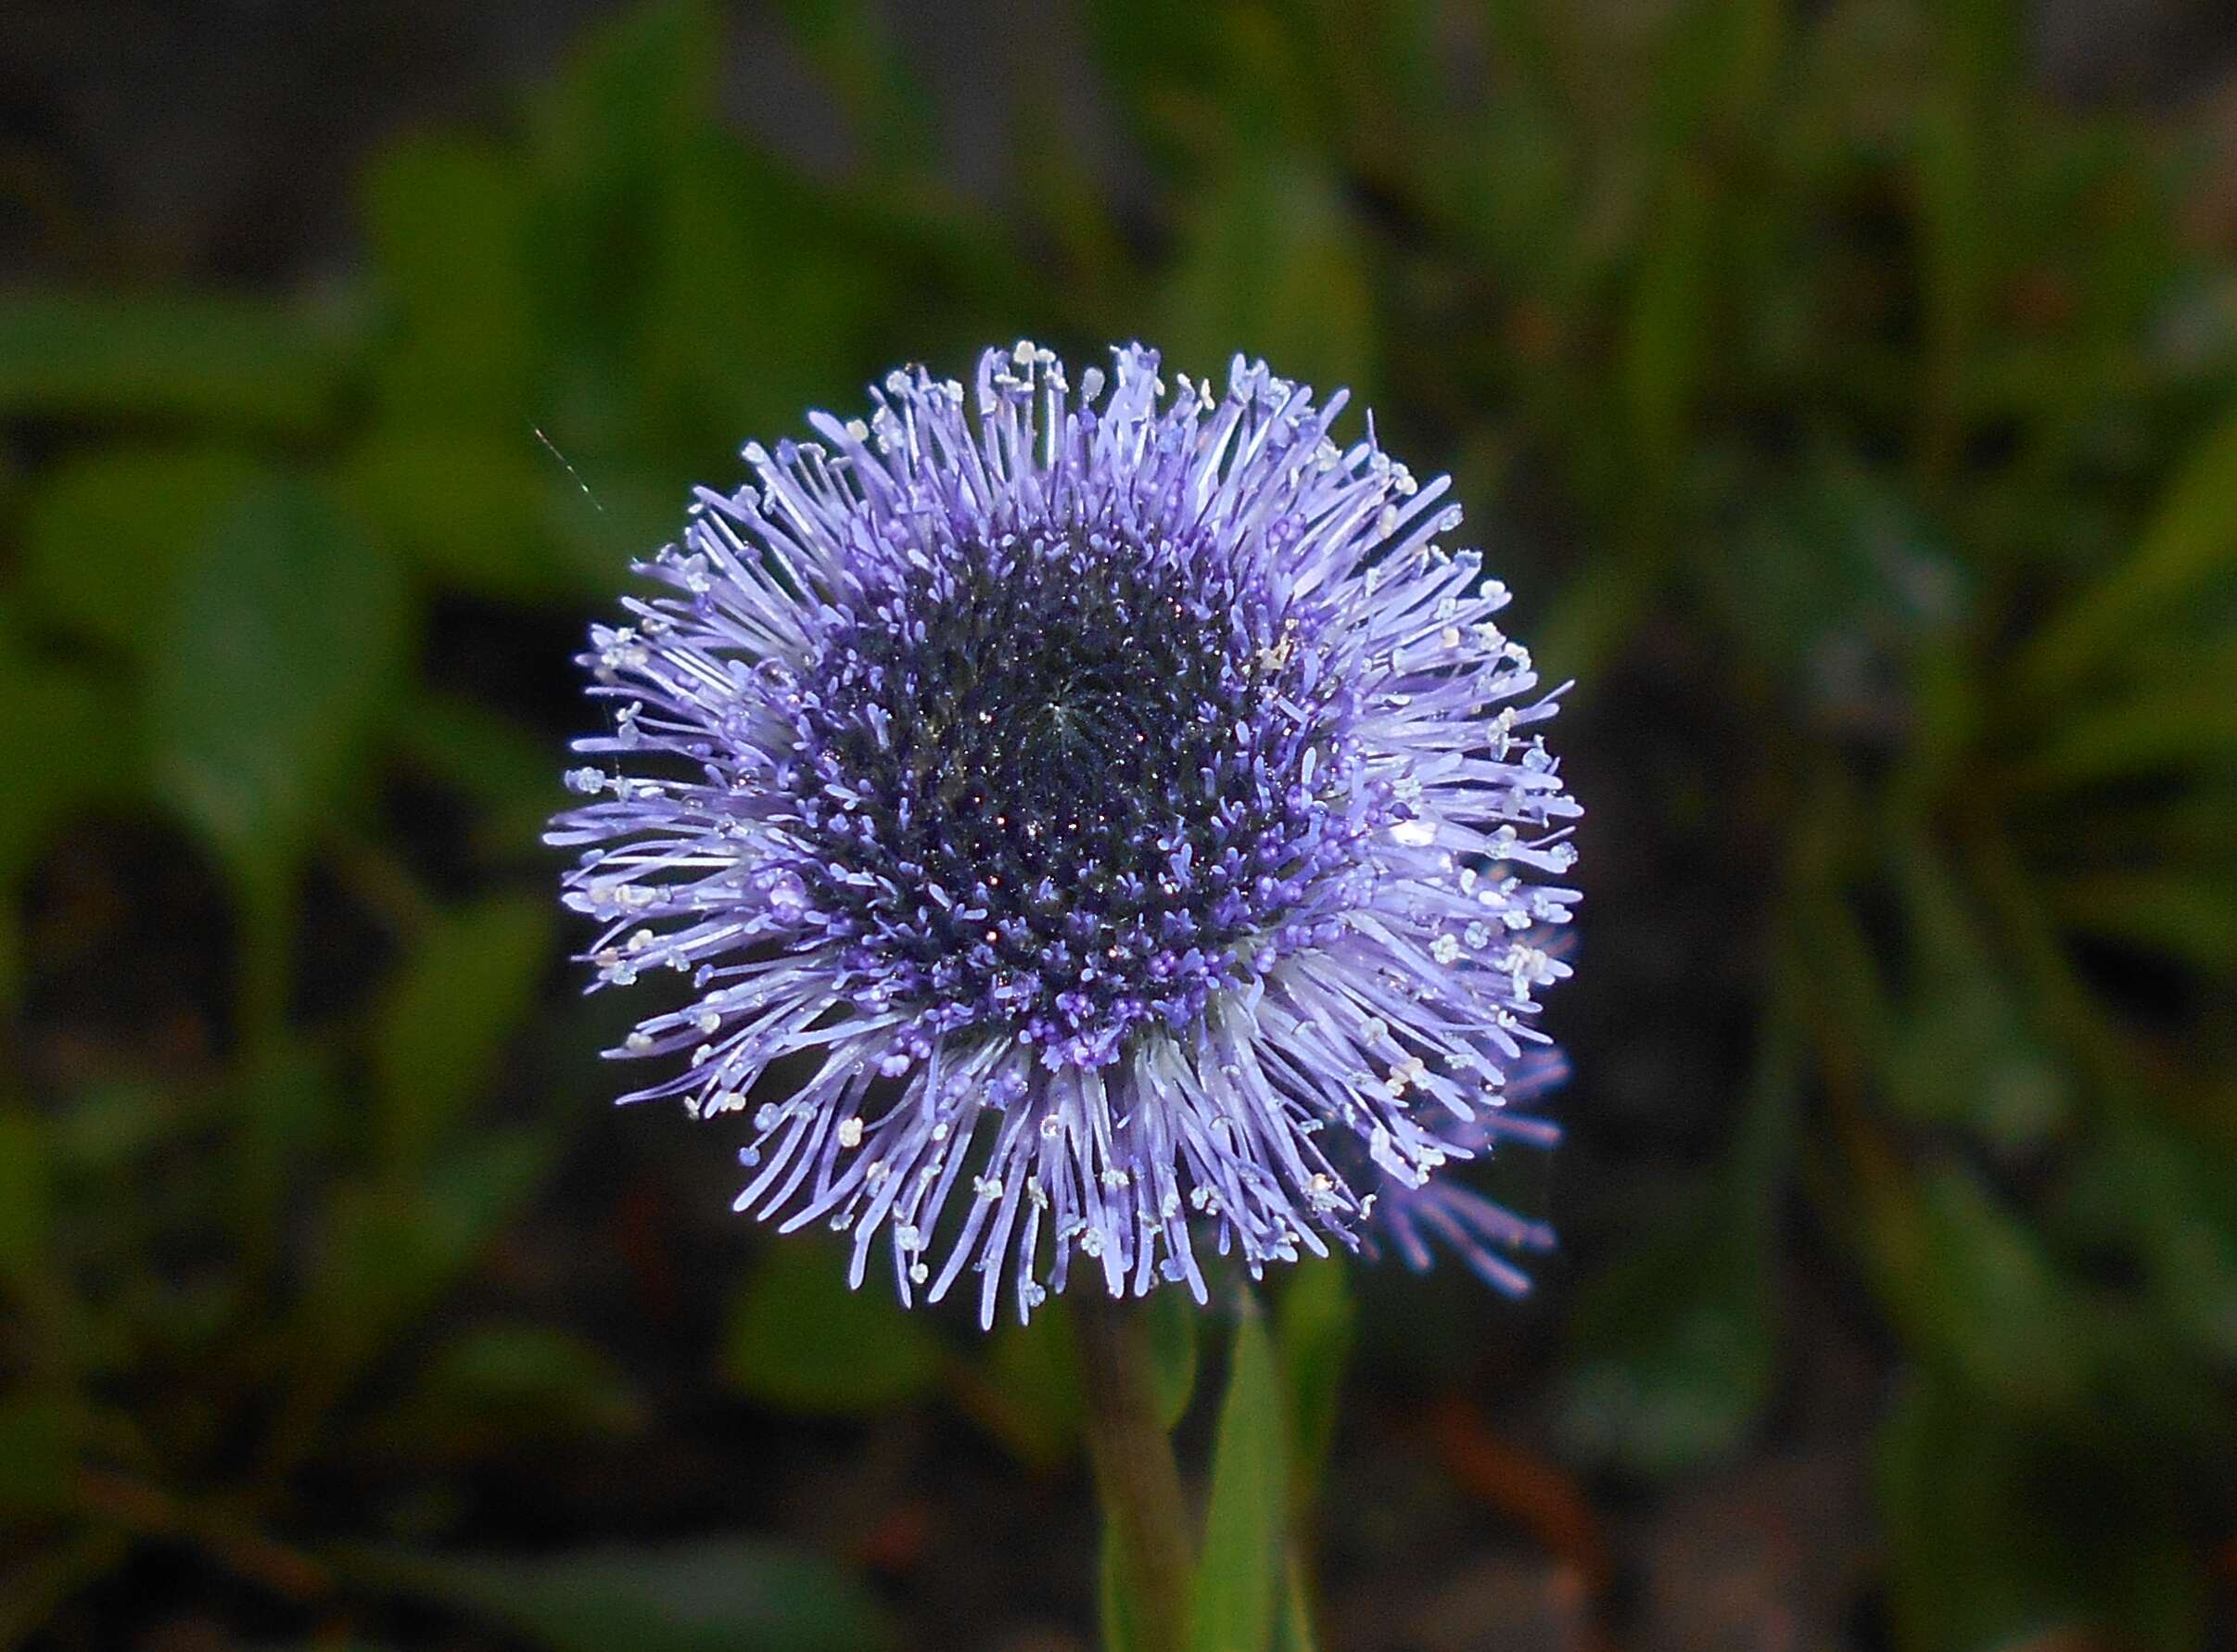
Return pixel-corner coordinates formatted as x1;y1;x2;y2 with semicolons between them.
550;343;1579;1326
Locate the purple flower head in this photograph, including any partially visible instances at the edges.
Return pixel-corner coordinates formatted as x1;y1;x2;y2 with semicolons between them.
549;343;1580;1326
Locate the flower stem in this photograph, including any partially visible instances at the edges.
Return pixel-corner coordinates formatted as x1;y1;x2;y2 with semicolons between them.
1073;1290;1192;1652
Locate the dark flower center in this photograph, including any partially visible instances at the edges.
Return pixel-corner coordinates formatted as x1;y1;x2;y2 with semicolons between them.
774;512;1379;1067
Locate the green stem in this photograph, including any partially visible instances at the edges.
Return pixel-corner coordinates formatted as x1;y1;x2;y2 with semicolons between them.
1073;1290;1192;1652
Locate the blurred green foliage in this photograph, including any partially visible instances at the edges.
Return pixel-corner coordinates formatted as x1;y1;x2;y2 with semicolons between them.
3;0;2235;1646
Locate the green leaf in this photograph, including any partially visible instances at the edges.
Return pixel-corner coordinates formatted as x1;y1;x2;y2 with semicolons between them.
1557;1198;1778;1476
958;1305;1084;1468
1145;1284;1200;1431
1558;1035;1791;1477
390;692;562;855
2049;870;2237;974
148;477;409;875
317;1126;552;1353
1084;0;1243;171
1274;1259;1354;1510
1877;1371;2205;1652
353;1537;891;1652
1162;157;1375;400
1646;0;1784;153
337;432;587;604
2024;409;2237;696
964;1286;1206;1468
540;462;695;598
1912;89;1995;466
1622;160;1713;495
2077;1118;2237;1366
722;1241;945;1416
376;1321;640;1455
0;1396;72;1519
772;0;932;172
362;135;536;426
0;1109;54;1298
1099;1520;1143;1652
0;622;121;829
0;290;353;430
523;3;726;435
1713;457;1964;693
231;1047;339;1264
536;0;719;173
2015;677;2237;790
1273;1549;1318;1652
0;1531;132;1647
1883;840;2070;1147
0;625;132;1000
375;896;554;1174
1871;1164;2091;1417
1188;1303;1286;1652
52;1080;189;1171
20;444;262;652
629;137;896;454
266;1128;553;1487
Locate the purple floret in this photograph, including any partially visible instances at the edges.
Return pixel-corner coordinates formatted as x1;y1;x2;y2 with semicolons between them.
549;342;1580;1325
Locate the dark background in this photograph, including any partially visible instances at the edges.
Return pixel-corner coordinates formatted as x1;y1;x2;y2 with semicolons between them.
5;2;2237;1648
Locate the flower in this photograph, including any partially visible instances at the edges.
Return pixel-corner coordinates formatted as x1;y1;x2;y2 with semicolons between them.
1364;1043;1570;1295
549;342;1579;1326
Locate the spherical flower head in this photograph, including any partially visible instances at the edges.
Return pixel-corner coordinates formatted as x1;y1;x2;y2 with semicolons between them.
550;342;1580;1326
